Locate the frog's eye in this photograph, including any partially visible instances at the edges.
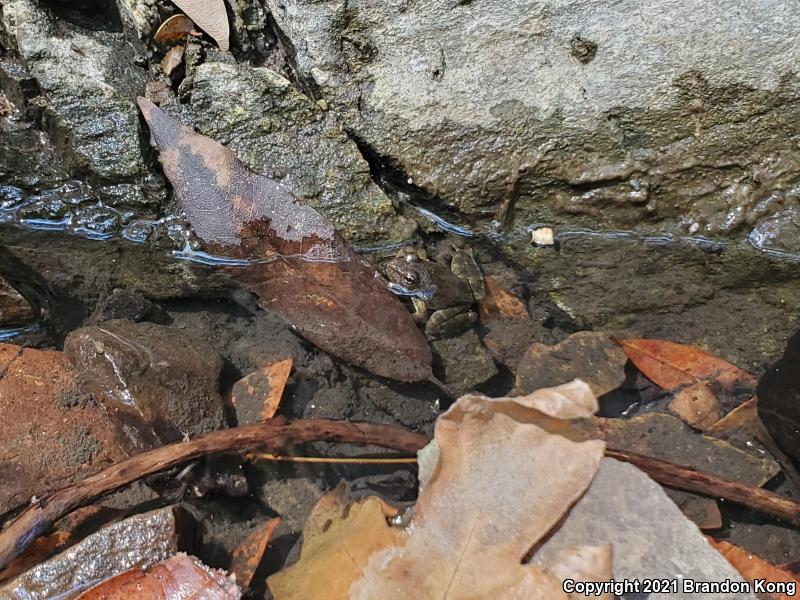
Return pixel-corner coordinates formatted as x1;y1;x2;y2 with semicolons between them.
404;272;419;285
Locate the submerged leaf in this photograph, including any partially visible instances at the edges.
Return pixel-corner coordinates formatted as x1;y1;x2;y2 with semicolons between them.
613;337;756;393
230;518;280;591
170;0;229;51
77;554;240;599
137;97;433;383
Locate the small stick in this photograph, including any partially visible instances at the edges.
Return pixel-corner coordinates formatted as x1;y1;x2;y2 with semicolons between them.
0;419;428;570
606;449;800;524
3;419;799;572
248;453;418;464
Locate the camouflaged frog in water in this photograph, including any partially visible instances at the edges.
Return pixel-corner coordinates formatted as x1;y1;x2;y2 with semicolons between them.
384;243;485;338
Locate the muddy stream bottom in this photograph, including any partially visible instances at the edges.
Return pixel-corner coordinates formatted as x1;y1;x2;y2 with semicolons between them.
2;217;800;596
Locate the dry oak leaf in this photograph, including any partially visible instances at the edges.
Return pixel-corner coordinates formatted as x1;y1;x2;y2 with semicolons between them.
137;97;433;384
170;0;229;50
77;553;240;599
267;486;403;599
270;380;606;599
709;539;799;600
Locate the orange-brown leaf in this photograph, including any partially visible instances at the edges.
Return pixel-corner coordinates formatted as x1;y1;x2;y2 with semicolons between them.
232;358;292;423
613;338;756;392
153;14;196;46
230;518;280;591
479;276;529;321
709;539;799;599
137;97;433;383
0;531;71;583
77;554;240;599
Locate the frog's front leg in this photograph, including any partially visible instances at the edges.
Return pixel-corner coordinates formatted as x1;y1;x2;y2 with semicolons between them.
410;298;429;324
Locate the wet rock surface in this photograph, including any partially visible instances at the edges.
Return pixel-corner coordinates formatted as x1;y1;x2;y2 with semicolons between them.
181;60;413;244
64;320;226;453
268;0;800;248
1;0;162;209
0;343;128;515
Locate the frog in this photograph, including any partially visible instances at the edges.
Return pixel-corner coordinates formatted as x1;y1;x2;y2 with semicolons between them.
384;242;485;338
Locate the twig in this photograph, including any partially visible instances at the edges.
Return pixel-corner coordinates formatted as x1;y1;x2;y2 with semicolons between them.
3;418;799;573
606;448;800;524
0;418;428;570
248;453;418;464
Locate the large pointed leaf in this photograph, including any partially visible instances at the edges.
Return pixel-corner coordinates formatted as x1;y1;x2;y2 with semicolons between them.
137;98;433;383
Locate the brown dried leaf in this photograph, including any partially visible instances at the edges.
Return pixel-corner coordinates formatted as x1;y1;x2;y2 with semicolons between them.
709;539;800;599
230;518;280;591
351;392;605;599
613;337;756;393
137;97;433;383
170;0;229;51
77;553;240;599
153;14;196;46
668;381;721;430
479;275;529;321
161;45;185;76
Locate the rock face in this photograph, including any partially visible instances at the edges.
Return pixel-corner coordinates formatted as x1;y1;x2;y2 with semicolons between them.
183;61;414;243
1;0;162;208
267;0;800;248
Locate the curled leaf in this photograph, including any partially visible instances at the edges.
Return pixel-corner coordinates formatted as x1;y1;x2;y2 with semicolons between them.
137;97;433;383
153;14;197;46
170;0;230;51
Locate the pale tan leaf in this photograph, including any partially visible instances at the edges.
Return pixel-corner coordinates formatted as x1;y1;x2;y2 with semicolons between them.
267;486;402;599
545;545;614;600
170;0;229;51
350;391;605;599
510;378;598;419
